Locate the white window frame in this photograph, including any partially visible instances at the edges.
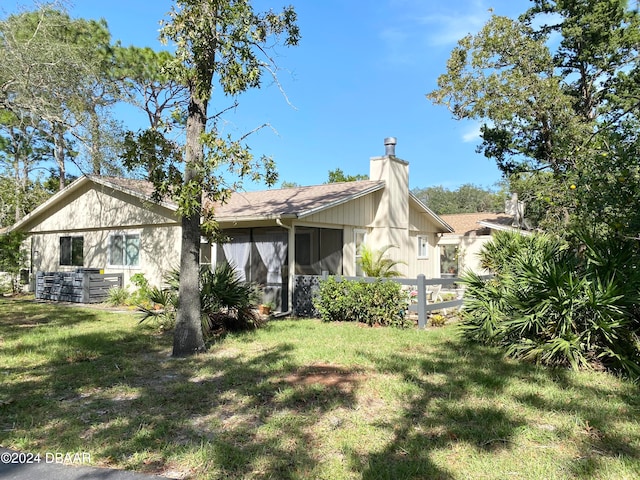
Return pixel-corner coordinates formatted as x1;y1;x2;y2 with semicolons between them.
108;232;141;268
354;229;368;276
417;235;429;259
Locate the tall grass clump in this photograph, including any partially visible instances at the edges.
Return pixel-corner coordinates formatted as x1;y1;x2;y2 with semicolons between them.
461;230;640;379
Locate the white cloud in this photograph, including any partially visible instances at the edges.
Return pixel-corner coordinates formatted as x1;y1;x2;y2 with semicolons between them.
417;12;489;46
462;124;482;143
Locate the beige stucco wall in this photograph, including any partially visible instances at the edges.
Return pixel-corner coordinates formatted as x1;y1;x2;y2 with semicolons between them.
20;180;181;289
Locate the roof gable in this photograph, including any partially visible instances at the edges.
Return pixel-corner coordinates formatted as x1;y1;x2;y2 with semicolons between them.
209;180;385;221
11;174;453;233
409;193;453;233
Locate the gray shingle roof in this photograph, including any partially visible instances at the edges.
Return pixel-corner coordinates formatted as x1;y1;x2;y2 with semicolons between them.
210;181;384;220
92;176;385;219
440;212;514;236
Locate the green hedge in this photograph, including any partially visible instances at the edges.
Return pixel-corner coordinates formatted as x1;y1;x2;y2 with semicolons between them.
313;277;411;328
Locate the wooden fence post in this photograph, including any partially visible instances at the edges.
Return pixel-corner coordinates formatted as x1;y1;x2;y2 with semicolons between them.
417;274;427;329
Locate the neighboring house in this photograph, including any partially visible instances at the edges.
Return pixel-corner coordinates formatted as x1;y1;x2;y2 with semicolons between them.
9;137;453;313
438;211;531;275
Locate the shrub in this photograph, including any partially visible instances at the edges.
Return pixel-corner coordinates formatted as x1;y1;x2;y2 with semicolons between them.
106;286;130;306
128;273;153;308
314;277;411;328
199;262;263;335
461;230;640;379
0;231;27;294
138;263;263;338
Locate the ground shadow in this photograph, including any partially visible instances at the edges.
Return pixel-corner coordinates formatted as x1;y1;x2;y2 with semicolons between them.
1;298;638;479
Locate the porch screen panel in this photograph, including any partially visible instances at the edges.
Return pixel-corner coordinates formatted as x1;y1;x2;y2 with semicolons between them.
294;229;314;274
221;233;251;281
294;227;342;275
320;229;343;275
253;231;288;283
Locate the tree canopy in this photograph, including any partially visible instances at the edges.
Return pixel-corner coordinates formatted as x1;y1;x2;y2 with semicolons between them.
412;183;506;215
326;168;368;183
428;0;640;236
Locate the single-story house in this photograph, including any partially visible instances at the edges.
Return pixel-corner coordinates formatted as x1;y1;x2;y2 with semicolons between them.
438;211;532;275
9;137;453;313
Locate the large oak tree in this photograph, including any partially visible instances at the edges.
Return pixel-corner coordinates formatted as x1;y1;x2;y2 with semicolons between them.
428;0;640;235
126;0;299;356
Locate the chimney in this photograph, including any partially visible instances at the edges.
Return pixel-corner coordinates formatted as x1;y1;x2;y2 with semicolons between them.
368;136;409;275
384;137;397;157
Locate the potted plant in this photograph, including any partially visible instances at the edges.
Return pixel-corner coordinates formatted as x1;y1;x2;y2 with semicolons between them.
258;302;274;315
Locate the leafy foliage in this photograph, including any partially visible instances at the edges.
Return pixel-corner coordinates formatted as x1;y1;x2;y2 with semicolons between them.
358;244;405;278
314;277;412;328
0;231;26;293
106;286;130;307
326;168;368;183
461;231;640;379
428;2;640;235
429;314;447;327
412;183;507;215
138;263;263;339
1;7;126;187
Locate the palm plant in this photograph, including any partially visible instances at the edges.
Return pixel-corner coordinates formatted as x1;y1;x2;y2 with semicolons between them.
137;262;263;338
461;230;640;379
199;262;263;335
358;244;405;278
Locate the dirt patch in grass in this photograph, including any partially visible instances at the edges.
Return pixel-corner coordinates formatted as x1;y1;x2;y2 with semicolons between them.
282;363;365;393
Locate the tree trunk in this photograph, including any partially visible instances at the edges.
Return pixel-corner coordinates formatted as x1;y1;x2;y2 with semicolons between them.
172;210;205;355
90;108;102;175
172;92;207;356
54;123;66;190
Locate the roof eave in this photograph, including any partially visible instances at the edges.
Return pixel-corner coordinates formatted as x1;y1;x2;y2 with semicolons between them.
409;193;454;233
478;220;533;236
297;181;385;219
214;213;297;224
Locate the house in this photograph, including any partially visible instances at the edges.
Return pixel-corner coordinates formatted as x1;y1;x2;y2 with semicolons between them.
438;211;531;275
9;137;453;313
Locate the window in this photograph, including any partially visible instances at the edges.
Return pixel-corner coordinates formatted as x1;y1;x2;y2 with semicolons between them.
109;233;140;267
354;229;367;276
417;235;429;259
60;236;84;266
440;244;459;276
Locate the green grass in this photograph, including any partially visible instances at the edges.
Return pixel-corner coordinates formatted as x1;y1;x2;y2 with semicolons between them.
1;296;639;479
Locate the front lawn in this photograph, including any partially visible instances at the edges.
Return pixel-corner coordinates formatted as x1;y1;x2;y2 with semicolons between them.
0;297;638;479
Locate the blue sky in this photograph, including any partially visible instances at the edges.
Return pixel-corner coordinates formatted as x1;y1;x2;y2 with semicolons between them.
5;0;532;191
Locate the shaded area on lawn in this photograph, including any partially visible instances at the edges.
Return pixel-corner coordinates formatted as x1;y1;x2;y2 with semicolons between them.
356;339;640;479
1;297;639;479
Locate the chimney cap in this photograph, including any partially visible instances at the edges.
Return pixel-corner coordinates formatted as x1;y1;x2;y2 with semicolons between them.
383;137;397;156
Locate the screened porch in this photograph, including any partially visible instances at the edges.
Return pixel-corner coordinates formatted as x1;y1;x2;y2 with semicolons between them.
211;226;343;313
